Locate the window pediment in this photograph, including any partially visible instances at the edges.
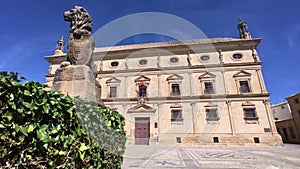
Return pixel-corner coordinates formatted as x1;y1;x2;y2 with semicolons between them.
199;72;216;79
233;70;251;78
204;102;218;107
128;104;156;113
135;75;151;82
242;101;255;107
167;74;183;81
106;77;121;85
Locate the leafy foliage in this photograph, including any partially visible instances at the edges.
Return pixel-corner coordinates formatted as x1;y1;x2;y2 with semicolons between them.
0;72;126;168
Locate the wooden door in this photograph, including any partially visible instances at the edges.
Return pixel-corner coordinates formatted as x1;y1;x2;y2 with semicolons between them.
135;117;150;145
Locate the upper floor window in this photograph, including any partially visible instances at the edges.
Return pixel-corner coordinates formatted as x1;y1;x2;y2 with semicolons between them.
200;55;210;62
170;57;179;63
232;53;243;60
244;108;258;120
204;82;214;94
135;75;150;98
106;77;121;98
239;80;251;93
110;61;119;67
199;72;216;95
295;98;299;104
171;84;181;95
109;86;117;98
171;109;183;122
206;108;219;120
139;59;148;65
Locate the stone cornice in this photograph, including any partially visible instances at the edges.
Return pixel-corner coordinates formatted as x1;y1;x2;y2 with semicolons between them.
44;38;262;63
93;38;262;60
101;93;270;103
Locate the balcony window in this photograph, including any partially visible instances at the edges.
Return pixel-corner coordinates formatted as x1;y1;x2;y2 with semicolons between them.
139;84;147;97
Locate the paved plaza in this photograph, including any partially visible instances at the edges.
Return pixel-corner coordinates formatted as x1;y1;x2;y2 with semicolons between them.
122;144;300;169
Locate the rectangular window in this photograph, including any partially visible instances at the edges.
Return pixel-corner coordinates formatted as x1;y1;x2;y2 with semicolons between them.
204;82;214;94
171;110;183;122
254;137;260;143
244;108;258;119
176;137;182;143
239;81;251;93
109;86;117;98
206;109;219;120
171;84;180;95
295;98;299;104
288;127;296;139
213;137;219;143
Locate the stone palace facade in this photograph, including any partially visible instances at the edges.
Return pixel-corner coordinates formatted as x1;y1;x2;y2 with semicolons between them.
45;20;282;146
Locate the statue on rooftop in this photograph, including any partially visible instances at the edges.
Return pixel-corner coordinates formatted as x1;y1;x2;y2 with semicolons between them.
64;6;95;66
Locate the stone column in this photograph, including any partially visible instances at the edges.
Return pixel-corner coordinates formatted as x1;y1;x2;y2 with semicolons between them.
157;74;161;97
189;73;193;96
157;103;162;141
190;102;196;133
226;101;235;135
124;76;128;98
256;69;267;93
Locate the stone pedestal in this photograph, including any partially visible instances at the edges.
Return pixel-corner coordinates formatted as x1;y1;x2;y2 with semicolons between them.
52;64;102;105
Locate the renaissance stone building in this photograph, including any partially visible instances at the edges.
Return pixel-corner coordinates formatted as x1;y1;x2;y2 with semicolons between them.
45;20;282;146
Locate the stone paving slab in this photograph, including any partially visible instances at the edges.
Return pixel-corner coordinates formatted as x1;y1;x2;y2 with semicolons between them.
122;144;300;169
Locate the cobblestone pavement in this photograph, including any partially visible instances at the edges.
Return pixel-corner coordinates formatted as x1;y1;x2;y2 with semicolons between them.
122;144;300;169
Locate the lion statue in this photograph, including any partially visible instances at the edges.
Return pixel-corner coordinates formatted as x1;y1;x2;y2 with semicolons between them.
64;6;92;39
63;6;95;66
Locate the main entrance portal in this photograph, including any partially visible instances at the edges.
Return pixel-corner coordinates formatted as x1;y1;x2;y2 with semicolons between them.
135;117;150;145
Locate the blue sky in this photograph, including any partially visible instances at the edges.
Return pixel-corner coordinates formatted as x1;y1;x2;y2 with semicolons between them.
0;0;299;104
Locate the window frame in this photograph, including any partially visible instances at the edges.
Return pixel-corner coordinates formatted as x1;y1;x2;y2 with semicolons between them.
138;84;147;97
243;107;258;120
171;109;183;122
204;81;215;94
206;108;219;121
109;86;117;98
171;83;181;96
239;80;251;93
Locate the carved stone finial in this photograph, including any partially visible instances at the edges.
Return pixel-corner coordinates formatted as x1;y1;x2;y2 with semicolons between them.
238;18;252;39
54;36;65;55
187;52;192;66
252;47;258;62
218;49;223;63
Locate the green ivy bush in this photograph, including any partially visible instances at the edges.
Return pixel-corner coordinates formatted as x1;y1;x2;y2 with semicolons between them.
0;72;126;168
